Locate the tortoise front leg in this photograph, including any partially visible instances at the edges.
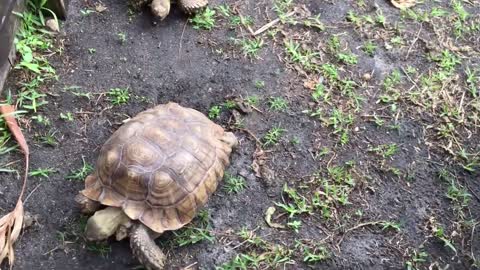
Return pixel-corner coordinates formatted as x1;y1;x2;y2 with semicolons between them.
130;224;166;270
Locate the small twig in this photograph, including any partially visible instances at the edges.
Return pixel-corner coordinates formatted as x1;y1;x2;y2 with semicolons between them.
178;19;189;56
7;56;14;68
326;153;336;169
465;180;480;202
401;67;421;92
471;222;479;262
95;93;105;106
24;183;42;204
361;114;392;119
235;9;254;35
252;11;296;36
228;238;251;251
250;104;263;114
182;261;198;270
238;128;262;146
42;246;60;256
458;90;466;122
405;24;423;60
336;221;384;250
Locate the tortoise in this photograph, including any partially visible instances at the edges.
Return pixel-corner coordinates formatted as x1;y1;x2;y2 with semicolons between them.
75;102;237;269
129;0;208;20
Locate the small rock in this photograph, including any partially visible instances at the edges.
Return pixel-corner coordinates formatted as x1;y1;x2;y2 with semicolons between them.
23;212;40;229
362;73;372;81
46;19;60;32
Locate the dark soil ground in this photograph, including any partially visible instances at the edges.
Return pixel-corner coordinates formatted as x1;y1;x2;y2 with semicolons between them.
1;0;480;269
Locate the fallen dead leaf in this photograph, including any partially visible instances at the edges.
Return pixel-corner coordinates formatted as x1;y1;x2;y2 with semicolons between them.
95;3;107;13
303;78;318;90
251;147;274;187
391;0;416;9
264;207;286;229
0;105;30;269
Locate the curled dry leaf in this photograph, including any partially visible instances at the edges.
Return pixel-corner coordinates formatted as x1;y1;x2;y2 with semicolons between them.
264;207;285;229
95;3;107;13
391;0;416;9
0;104;29;269
303;78;318;90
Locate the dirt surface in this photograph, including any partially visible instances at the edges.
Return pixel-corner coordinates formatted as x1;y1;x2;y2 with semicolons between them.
1;0;480;269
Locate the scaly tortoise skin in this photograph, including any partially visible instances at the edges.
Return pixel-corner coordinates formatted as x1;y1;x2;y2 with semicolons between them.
129;0;208;20
75;102;237;269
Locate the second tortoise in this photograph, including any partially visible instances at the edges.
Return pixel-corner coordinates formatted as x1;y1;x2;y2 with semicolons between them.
130;0;208;20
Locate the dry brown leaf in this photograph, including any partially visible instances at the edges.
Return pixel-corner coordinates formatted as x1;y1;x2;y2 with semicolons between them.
391;0;416;9
0;215;10;259
95;3;107;13
10;204;24;244
264;207;286;229
303;78;318;90
0;104;30;269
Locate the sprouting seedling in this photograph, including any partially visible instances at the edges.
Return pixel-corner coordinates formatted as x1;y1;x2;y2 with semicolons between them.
117;32;127;44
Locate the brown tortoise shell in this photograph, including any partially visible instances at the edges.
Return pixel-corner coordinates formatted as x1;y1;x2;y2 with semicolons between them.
80;102;236;233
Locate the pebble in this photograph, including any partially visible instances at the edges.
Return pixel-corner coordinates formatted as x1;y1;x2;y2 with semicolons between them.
362;73;372;81
46;19;60;32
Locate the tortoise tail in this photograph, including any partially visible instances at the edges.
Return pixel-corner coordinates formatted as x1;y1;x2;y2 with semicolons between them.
130;224;166;270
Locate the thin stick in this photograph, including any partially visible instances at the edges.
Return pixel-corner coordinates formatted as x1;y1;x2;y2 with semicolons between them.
253;11;296;36
42;246;60;256
400;67;421;92
183;261;198;270
234;8;255;36
178;19;188;56
24;183;42;204
471;222;479;262
405;24;423;60
238;128;262;146
336;221;384;249
465;180;480;202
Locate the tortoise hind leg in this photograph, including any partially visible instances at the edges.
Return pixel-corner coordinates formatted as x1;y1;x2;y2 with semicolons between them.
130;224;166;270
221;132;238;149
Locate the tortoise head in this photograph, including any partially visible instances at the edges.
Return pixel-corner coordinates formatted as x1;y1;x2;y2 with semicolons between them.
150;0;170;20
85;207;130;241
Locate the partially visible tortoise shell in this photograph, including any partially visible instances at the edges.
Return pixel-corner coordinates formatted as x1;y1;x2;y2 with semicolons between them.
127;0;208;14
81;102;237;233
179;0;209;14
